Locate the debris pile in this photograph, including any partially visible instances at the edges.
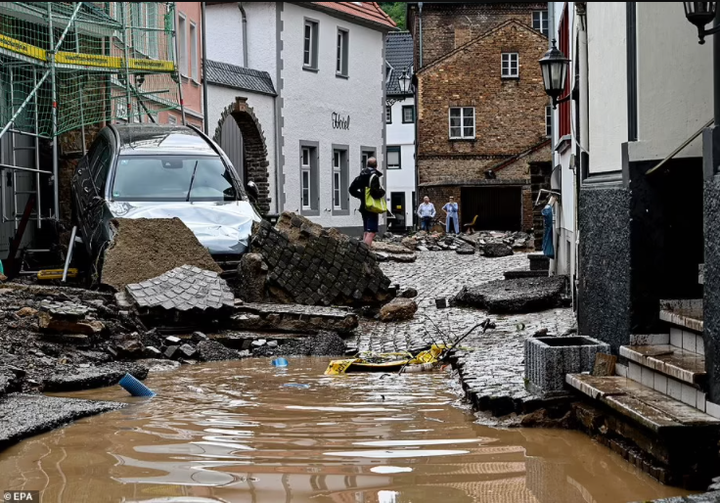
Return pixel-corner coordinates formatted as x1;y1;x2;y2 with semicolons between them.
250;212;394;307
380;230;533;256
101;218;222;291
452;276;568;314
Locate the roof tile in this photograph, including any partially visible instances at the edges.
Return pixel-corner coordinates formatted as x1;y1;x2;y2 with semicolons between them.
205;60;277;96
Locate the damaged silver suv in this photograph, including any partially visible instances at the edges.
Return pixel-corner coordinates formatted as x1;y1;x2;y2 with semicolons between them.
71;124;261;278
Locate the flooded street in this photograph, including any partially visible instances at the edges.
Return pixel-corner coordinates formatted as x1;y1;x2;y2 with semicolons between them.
0;358;692;503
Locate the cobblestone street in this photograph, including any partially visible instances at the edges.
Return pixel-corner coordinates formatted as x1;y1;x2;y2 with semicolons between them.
349;251;577;417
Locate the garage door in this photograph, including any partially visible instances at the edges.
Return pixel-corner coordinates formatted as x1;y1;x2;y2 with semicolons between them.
461;187;522;232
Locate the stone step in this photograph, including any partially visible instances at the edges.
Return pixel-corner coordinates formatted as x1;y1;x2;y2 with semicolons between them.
659;299;703;333
566;374;720;432
503;268;548;280
620;344;705;386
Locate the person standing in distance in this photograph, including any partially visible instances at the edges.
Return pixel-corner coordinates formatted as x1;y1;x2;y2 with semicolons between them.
349;157;385;245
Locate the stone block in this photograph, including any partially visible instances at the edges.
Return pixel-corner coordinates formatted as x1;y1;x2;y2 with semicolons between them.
525;336;610;397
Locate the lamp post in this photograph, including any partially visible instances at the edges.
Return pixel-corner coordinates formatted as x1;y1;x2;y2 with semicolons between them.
386;68;412;107
539;39;571;109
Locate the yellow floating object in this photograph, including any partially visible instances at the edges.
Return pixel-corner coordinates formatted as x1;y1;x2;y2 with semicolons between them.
37;268;78;281
324;345;446;375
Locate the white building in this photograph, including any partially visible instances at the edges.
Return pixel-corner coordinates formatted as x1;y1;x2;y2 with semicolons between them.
205;2;396;235
384;31;415;232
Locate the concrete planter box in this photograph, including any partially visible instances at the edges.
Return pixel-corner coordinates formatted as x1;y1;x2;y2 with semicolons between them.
525;336;611;397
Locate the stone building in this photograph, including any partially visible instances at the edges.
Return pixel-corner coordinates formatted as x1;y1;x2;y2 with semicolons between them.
407;2;551;233
205;2;396;233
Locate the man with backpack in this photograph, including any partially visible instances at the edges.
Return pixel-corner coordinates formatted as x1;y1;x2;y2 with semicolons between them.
349;157;386;245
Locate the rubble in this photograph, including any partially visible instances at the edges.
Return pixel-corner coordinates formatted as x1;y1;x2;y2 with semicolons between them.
0;394;127;452
251;212;394;307
456;244;476;255
482;243;514;258
38;300;104;336
370;242;417;263
379;229;533;254
125;265;234;316
42;362;148;392
400;288;418;299
235;253;269;302
251;331;346;357
196;340;242;361
232;302;358;334
101;218;222;291
452;276;568;314
379;298;418;322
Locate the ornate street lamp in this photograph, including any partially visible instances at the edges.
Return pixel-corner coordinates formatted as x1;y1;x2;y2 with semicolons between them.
684;2;719;44
539;39;570;109
386;67;412;107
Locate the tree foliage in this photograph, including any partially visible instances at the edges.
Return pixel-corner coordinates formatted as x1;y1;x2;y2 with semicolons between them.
380;2;406;30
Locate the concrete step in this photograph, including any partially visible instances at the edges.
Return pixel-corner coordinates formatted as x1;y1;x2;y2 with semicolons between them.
660;299;703;333
503;268;548;280
620;344;705;386
567;374;720;432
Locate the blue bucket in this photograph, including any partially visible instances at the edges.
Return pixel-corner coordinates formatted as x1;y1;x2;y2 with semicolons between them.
271;358;289;367
119;373;156;397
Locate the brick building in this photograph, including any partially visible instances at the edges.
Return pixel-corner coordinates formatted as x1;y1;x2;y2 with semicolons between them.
407;3;551;233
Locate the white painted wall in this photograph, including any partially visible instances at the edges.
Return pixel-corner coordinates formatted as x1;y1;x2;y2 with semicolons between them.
205;2;277;78
206;85;277;211
629;2;712;162
587;2;627;174
281;3;386;230
385;96;415;228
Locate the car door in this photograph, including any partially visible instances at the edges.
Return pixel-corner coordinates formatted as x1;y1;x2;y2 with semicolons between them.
86;137;112;256
72;138;102;243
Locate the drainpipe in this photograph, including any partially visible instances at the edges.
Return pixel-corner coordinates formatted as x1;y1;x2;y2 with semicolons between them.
418;3;423;67
239;3;248;67
201;2;209;134
414;2;423;230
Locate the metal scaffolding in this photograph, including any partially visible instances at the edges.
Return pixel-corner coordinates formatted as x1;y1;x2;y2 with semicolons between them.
0;2;184;230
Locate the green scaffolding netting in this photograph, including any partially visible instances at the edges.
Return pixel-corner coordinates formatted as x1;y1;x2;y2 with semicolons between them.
0;2;182;138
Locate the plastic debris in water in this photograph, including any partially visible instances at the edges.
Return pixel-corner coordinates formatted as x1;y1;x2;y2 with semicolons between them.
119;373;156;397
272;358;289;367
283;383;310;389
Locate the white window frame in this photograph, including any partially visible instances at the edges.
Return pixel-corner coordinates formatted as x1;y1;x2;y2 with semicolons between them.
190;21;199;82
449;107;476;140
533;11;549;37
501;52;519;79
336;28;349;77
303;19;318;70
361;149;375;170
546;105;552;137
177;13;188;78
333;150;342;209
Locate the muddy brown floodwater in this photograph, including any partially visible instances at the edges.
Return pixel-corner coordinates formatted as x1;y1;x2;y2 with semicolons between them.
0;358;695;503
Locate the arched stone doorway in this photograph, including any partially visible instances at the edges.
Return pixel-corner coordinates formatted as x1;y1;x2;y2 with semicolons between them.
213;97;271;214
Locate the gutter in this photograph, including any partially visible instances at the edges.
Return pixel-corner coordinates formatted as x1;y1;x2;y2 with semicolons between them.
201;1;209;133
418;2;423;67
239;3;248;67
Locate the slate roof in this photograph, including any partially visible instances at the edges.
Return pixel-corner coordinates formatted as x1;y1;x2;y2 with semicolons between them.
310;2;396;30
386;31;413;96
205;60;277;96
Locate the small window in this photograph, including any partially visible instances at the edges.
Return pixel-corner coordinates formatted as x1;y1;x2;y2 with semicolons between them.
190;22;199;81
386;105;392;124
333;150;342;209
502;53;519;78
336;29;349;77
177;13;187;77
387;146;401;169
546;106;552;137
93;144;112;190
168;115;177;125
385;64;393;83
361;150;375;170
301;147;311;209
449;107;475;139
303;19;319;70
533;11;549;37
402;105;414;124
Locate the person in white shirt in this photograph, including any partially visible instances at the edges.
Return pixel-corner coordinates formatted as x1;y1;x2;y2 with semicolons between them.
416;196;436;232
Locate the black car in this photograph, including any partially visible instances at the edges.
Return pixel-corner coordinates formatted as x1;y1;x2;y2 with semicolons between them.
71;124;261;278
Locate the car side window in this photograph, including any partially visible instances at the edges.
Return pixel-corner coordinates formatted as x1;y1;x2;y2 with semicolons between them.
93;143;112;192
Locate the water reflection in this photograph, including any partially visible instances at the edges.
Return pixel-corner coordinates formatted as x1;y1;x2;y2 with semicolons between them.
0;358;694;503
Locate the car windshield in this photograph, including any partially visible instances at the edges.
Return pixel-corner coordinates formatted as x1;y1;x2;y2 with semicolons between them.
111;156;238;202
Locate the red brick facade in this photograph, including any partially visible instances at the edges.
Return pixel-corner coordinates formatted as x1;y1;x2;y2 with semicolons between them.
408;3;551;234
